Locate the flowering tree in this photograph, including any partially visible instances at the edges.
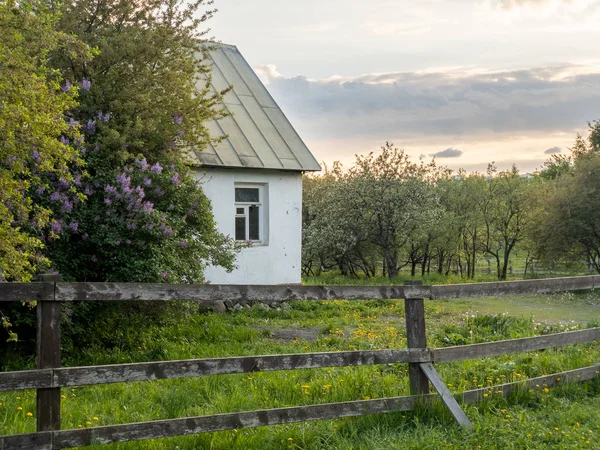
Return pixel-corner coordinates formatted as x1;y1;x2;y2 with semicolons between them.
0;0;83;282
47;0;235;282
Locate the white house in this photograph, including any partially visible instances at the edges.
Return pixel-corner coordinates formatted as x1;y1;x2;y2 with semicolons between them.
186;44;321;285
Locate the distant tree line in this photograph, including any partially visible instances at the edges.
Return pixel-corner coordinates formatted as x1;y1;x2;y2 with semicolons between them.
302;122;600;280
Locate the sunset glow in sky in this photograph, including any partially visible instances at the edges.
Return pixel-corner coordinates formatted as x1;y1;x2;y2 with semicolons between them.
209;0;600;172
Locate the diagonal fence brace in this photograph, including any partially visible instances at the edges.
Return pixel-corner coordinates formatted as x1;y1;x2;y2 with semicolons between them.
419;363;473;429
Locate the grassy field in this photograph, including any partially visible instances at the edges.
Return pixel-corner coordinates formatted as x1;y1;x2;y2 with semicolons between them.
2;284;600;449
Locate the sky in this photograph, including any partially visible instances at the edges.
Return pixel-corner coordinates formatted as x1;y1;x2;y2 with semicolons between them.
208;0;600;173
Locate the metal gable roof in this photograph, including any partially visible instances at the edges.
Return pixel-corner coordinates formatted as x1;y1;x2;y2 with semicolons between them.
188;44;321;172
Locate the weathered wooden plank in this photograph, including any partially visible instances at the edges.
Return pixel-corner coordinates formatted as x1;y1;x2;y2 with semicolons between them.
0;369;53;392
433;327;600;363
420;363;472;429
55;283;411;302
0;282;54;302
431;275;600;300
56;349;432;387
0;431;53;450
54;396;420;448
404;281;429;396
460;363;600;404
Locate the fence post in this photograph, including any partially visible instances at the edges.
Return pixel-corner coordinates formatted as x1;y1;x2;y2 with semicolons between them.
36;273;61;443
404;280;429;396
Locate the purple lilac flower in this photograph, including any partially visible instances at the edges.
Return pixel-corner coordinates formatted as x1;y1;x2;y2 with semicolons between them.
104;197;112;205
170;162;175;171
84;186;93;196
150;163;163;173
135;158;149;171
51;221;63;234
116;172;131;187
6;155;17;164
141;201;154;213
173;115;183;125
127;222;136;230
115;240;121;246
105;184;117;194
179;240;189;248
135;186;145;199
94;215;100;221
176;129;185;137
60;136;70;146
36;186;46;196
162;226;173;237
69;221;78;232
171;173;180;185
50;192;61;202
82;79;91;91
83;119;96;135
58;178;70;188
154;187;165;197
69;118;78;128
82;233;89;241
61;80;72;92
97;111;110;122
93;145;100;153
74;176;82;187
161;271;168;280
146;222;154;230
143;177;152;187
32;150;40;161
74;136;84;145
125;167;133;174
62;200;73;213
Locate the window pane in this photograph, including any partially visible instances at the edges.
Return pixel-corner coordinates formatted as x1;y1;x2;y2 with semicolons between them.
235;187;259;203
236;207;244;215
235;217;246;241
249;205;260;240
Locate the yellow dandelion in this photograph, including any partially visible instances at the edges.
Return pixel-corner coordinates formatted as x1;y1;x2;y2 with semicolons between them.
93;416;99;421
288;438;293;441
61;395;67;399
26;412;33;417
78;425;83;428
0;402;3;407
86;421;92;425
17;406;23;411
301;385;310;389
543;388;550;393
322;384;332;390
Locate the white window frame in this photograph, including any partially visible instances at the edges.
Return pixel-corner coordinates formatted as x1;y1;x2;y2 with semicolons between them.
234;183;266;245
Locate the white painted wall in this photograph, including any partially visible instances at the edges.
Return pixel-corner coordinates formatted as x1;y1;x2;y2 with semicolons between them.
196;168;303;285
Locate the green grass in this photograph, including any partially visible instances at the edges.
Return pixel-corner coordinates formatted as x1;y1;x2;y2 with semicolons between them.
2;289;600;449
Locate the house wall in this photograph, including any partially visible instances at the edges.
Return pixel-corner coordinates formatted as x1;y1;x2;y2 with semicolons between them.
196;167;303;285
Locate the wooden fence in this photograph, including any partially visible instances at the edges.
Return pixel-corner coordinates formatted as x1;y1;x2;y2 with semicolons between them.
1;275;600;449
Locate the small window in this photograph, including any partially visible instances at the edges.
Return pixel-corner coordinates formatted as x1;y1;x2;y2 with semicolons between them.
235;186;264;243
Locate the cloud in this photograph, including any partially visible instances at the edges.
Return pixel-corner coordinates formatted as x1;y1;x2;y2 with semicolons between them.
492;0;587;9
257;63;600;142
431;148;464;158
544;146;562;154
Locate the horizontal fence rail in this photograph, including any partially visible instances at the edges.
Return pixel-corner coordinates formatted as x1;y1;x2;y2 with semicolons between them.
4;362;600;450
1;275;600;449
1;328;597;393
1;275;599;303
